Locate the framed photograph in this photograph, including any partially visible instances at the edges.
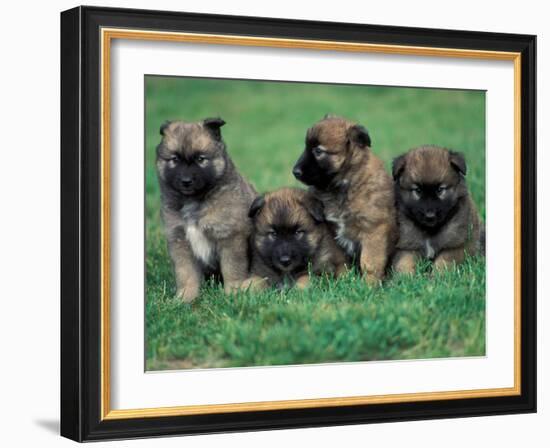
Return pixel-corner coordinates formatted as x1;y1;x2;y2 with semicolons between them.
60;6;536;442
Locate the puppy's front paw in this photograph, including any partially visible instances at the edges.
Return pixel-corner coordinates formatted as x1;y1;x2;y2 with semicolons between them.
295;274;310;289
433;257;455;271
392;251;418;275
176;285;200;303
223;280;248;294
242;276;269;291
224;277;270;293
433;248;465;271
363;273;383;287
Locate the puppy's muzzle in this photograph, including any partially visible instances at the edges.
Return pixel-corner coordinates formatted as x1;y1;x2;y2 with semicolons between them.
278;254;292;267
292;154;306;180
424;210;436;220
180;177;193;188
421;210;438;227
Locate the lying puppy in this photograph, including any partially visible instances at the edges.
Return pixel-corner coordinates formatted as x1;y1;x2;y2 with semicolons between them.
248;187;348;288
156;117;256;302
292;115;398;284
391;145;484;273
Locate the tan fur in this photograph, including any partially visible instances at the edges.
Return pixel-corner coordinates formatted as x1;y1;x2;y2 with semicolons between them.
392;145;484;274
157;119;256;302
305;117;398;284
249;188;348;288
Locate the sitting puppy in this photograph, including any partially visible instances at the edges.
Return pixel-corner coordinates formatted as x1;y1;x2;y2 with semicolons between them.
248;188;348;289
156;117;256;302
292;115;398;284
391;145;484;273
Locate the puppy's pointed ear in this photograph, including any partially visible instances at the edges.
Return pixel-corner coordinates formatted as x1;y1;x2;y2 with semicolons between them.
348;124;371;148
449;151;467;176
203;117;226;140
159;120;172;136
392;154;406;180
248;196;265;219
305;196;325;223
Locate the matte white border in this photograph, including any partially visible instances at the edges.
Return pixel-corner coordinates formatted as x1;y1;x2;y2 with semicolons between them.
110;38;515;410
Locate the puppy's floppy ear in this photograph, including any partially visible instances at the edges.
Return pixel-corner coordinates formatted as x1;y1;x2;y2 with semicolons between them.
203;117;226;140
449;151;467;176
392;154;406;180
304;196;325;223
348;124;371;148
159;120;172;136
248;195;265;219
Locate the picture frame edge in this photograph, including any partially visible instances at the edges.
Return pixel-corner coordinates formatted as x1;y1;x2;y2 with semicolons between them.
60;5;537;442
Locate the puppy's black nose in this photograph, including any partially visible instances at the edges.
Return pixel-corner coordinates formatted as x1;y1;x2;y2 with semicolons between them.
425;210;436;219
292;167;302;178
181;177;193;187
279;255;292;267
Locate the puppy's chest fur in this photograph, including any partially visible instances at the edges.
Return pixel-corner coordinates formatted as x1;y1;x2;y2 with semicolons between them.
397;216;441;260
325;212;357;257
320;195;358;257
423;239;437;260
397;208;471;260
180;202;217;267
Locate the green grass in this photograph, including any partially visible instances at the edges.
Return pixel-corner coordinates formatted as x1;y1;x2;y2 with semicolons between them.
145;76;486;370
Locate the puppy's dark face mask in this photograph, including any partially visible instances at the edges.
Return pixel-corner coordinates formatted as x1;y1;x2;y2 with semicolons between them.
393;148;468;231
399;183;460;229
249;191;324;275
292;140;337;189
156;118;227;198
163;152;220;197
293;116;371;190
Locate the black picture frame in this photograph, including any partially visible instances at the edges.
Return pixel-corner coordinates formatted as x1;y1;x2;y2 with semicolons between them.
61;5;536;442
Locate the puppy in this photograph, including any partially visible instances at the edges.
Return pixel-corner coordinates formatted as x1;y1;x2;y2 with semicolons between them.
292;115;397;284
391;145;484;273
248;188;348;289
156;117;256;302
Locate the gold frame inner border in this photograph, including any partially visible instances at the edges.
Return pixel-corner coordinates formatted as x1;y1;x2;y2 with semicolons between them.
100;27;522;420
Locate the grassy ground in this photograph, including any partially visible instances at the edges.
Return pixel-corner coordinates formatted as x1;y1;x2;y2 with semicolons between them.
145;76;486;370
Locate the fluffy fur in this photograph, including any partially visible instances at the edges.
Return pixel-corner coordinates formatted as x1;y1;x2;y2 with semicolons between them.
392;145;484;273
248;188;348;289
156;117;256;302
293;115;398;284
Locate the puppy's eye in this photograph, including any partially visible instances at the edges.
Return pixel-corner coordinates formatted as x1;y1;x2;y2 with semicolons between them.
411;186;422;199
195;155;208;165
168;155;179;163
437;185;449;199
312;147;325;157
267;230;277;240
295;229;305;238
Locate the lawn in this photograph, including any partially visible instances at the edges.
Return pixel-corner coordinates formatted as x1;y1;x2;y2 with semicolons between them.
145;76;486;370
